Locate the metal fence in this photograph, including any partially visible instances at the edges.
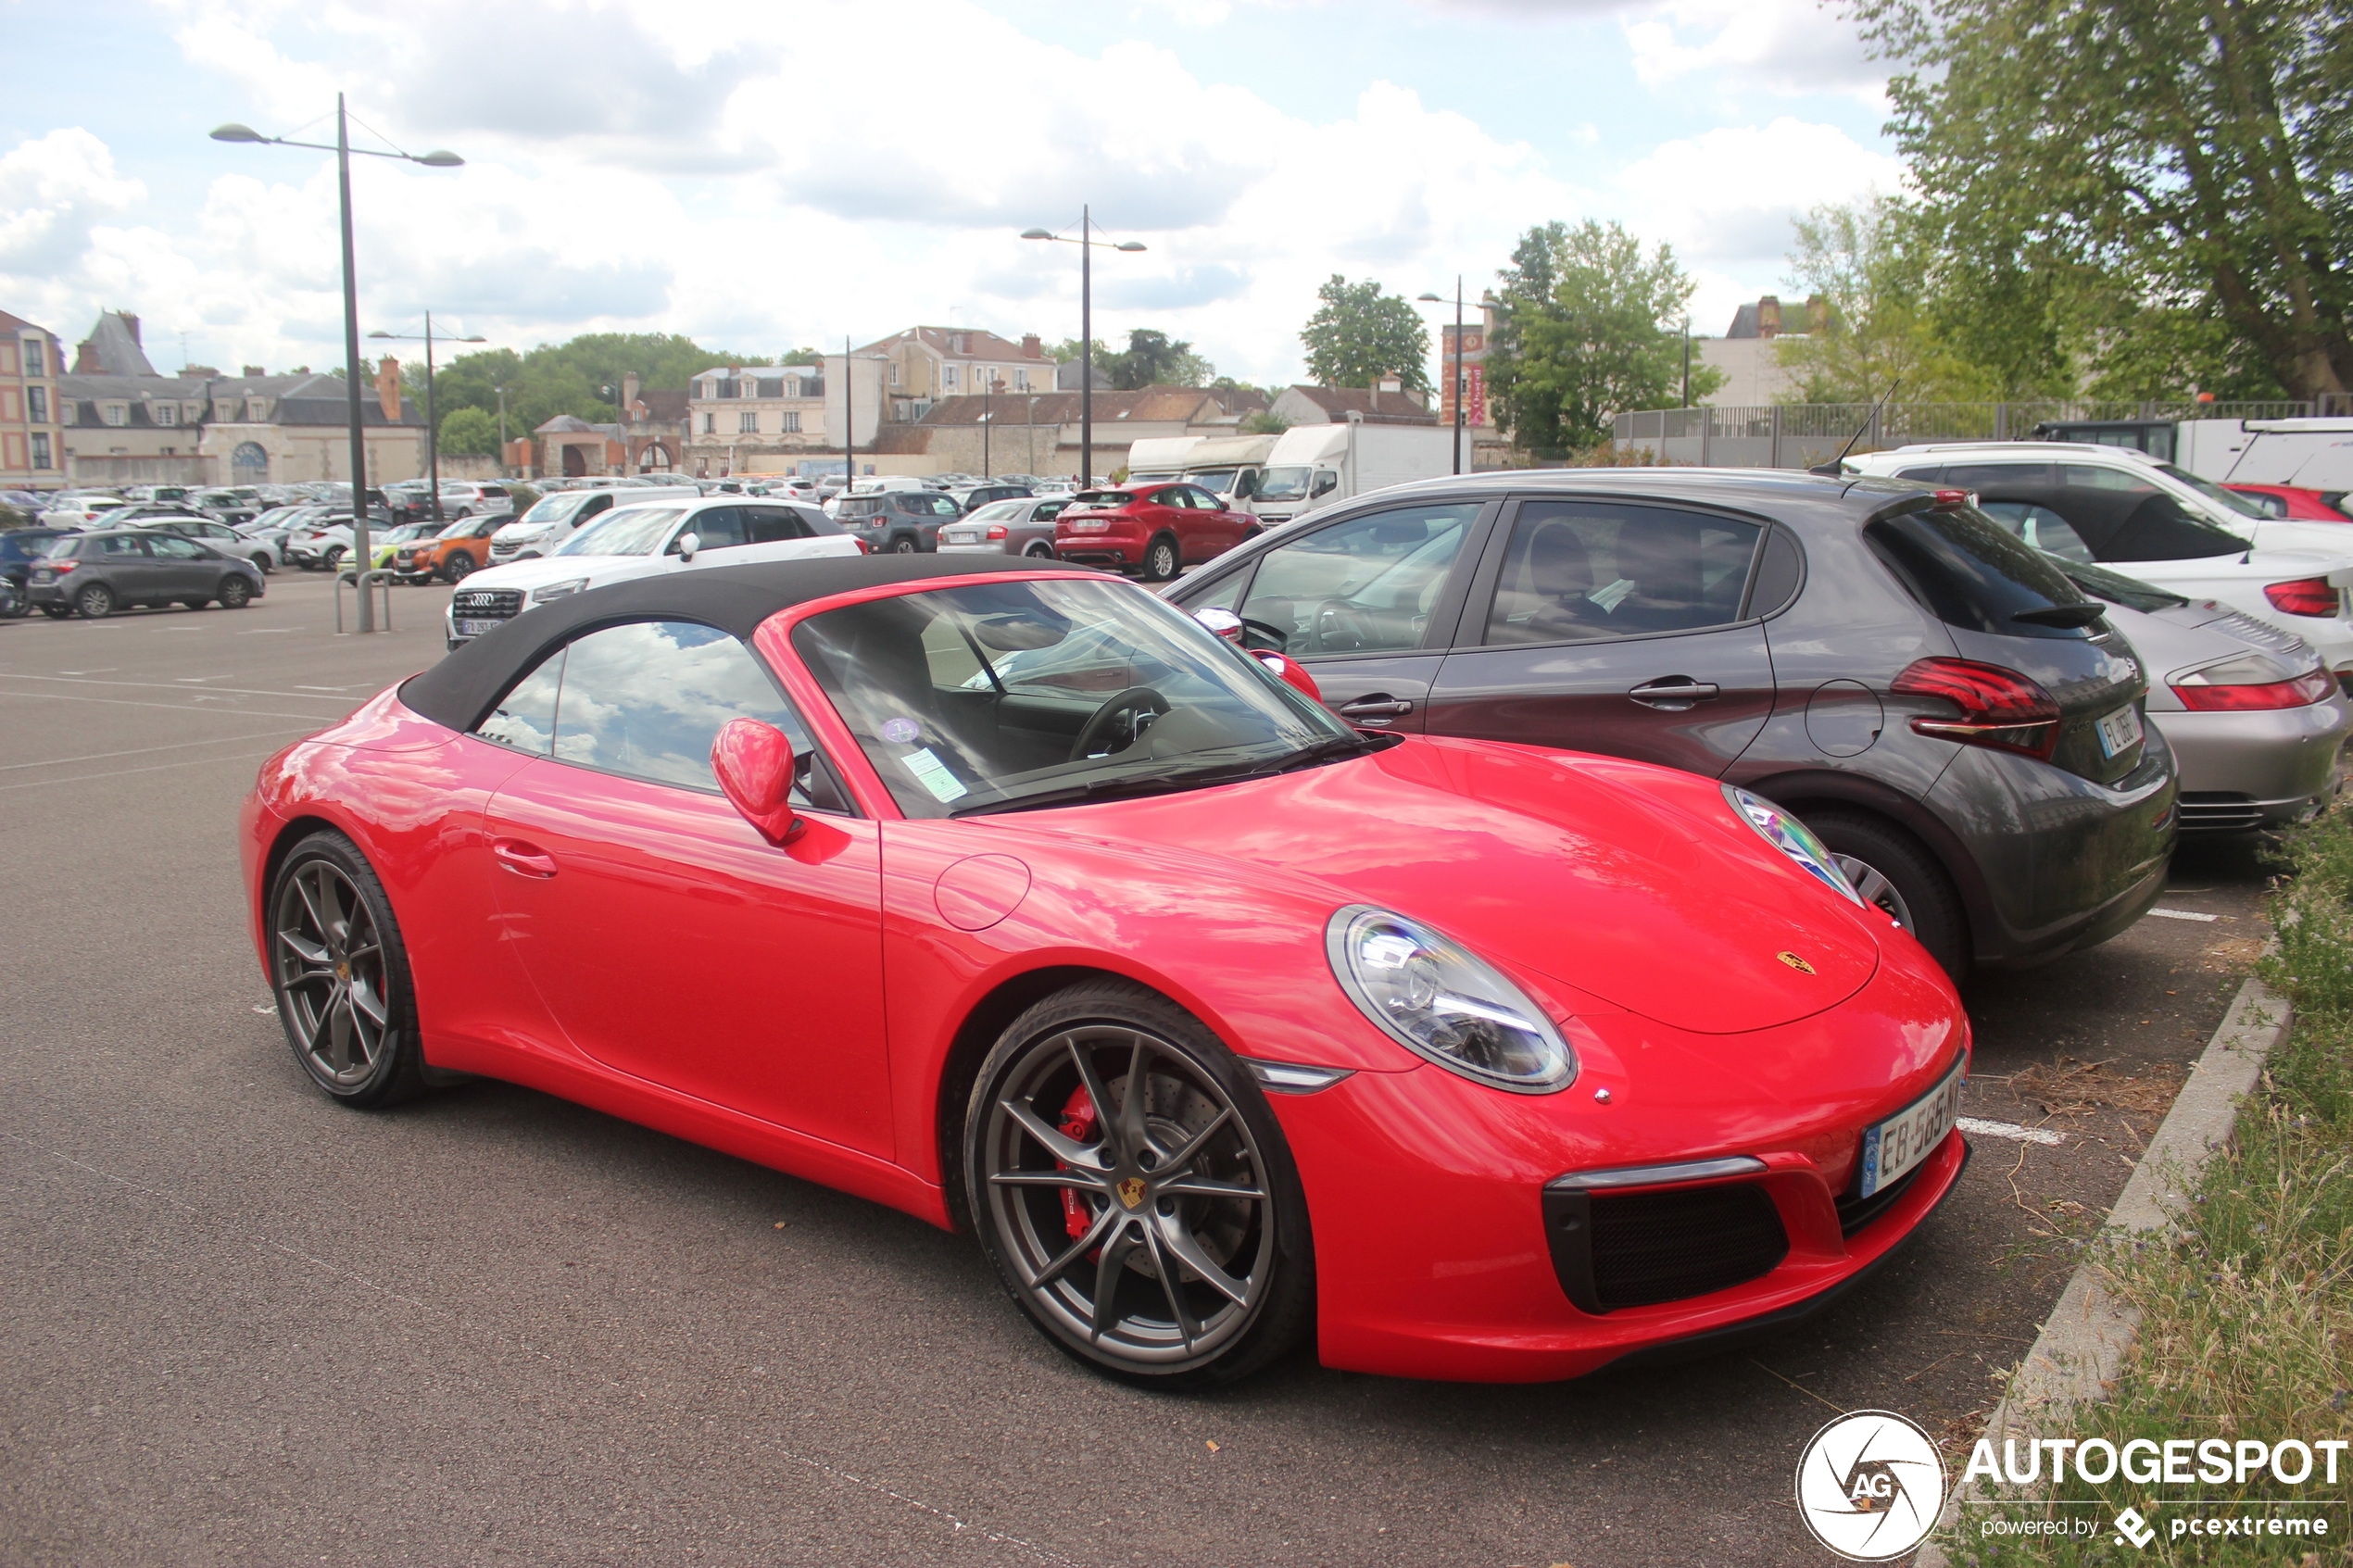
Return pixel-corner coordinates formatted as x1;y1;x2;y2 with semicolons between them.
1612;398;2345;469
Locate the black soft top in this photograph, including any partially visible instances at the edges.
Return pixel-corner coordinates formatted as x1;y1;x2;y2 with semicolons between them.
400;554;1055;733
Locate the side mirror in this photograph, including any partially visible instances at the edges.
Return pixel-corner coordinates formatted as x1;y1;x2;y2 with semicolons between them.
711;718;806;845
1193;606;1245;643
675;530;700;562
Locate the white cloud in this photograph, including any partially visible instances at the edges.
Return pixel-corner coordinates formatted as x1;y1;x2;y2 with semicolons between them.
1623;0;1885;104
1616;117;1903;331
0;130;147;284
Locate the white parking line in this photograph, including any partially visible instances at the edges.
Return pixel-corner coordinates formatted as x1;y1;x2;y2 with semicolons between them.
1957;1117;2065;1146
2147;908;2220;922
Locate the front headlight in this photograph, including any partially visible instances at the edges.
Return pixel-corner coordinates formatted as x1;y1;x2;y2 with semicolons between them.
1721;784;1865;906
532;578;588;603
1325;905;1576;1093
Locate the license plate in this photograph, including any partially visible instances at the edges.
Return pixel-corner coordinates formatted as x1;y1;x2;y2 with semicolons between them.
455;619;503;637
31;571;52;583
1070;520;1110;533
2095;704;2144;759
1857;1058;1966;1198
940;531;976;545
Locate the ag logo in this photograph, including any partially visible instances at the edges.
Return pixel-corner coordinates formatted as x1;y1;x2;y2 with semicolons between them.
1795;1410;1946;1561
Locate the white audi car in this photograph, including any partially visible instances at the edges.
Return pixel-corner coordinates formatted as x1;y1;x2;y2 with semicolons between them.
444;496;862;650
1849;443;2353;682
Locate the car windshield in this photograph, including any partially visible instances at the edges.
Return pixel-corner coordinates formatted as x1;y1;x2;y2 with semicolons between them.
557;507;686;557
792;577;1361;820
519;490;598;526
2048;556;2190;612
2158;462;2270;521
1256;466;1312;502
1189;469;1238;495
1071;490;1132;508
967;500;1026;522
432;516;478;540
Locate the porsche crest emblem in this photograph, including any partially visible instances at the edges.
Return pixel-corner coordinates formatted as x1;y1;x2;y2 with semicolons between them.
1777;950;1817;974
1117;1176;1147;1210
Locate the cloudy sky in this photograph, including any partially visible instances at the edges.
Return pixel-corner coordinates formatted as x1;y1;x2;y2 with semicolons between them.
6;0;1902;388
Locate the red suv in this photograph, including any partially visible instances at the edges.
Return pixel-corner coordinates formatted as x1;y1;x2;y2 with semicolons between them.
1052;483;1254;581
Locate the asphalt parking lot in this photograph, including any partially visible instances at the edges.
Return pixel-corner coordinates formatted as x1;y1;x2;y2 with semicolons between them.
0;569;2274;1566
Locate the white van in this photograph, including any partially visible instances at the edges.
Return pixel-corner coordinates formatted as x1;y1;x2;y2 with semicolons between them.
1251;418;1460;528
490;484;699;563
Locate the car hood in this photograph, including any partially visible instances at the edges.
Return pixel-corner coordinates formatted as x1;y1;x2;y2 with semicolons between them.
460;552;655;593
2114;546;2353;584
999;737;1888;1035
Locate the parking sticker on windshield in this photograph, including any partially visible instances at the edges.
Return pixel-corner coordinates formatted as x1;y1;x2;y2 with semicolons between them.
902;746;969;803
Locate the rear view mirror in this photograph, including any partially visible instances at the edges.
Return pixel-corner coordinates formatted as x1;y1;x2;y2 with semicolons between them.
711;718;806;845
1192;607;1245;642
675;531;701;561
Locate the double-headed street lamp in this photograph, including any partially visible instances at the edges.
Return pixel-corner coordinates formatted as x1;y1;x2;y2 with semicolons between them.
1021;208;1144;485
370;314;485;522
211;98;462;632
1416;279;1467;476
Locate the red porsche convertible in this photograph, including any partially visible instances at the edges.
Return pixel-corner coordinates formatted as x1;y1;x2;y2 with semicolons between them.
241;556;1970;1386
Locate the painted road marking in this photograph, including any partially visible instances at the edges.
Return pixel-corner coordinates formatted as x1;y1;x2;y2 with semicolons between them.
2148;908;2220;922
1957;1117;2065;1147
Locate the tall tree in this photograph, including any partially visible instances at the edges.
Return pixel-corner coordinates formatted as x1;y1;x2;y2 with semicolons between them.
1298;276;1435;400
1103;329;1214;390
1485;220;1712;454
1774;195;2007;402
1849;0;2348;399
435;406;500;457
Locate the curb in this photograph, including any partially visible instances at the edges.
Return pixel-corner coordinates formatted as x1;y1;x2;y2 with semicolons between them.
1914;971;2289;1567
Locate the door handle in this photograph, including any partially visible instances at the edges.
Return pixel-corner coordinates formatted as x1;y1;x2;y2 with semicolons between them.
1627;679;1722;709
1338;695;1416;718
492;839;558;878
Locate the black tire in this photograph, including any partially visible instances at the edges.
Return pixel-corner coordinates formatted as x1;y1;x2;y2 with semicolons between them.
1802;809;1969;979
443;552;476;583
41;604;71;620
73;583;115;620
1023;541;1055;558
256;554;274;574
1140;534;1180;583
219;576;252;608
323;545;346;570
892;534;921;554
267;830;428;1109
964;978;1315;1388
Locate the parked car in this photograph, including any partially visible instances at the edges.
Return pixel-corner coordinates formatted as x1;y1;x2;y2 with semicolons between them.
0;528;71;611
1848;444;2353;682
2044;557;2349;832
141;514;280;571
283;518;358;570
249;554;1969;1386
2225;483;2352;521
443;496;860;648
833;489;967;554
1054;483;1258;582
25;528;266;619
36;494;127;528
937;496;1072;558
948;482;1033;515
361;521;448;576
183;488;259;526
393;513;508;583
490;484;701;564
1166;470;2179;978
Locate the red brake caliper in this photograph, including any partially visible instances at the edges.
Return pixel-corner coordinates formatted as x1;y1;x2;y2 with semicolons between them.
1057;1085;1099;1239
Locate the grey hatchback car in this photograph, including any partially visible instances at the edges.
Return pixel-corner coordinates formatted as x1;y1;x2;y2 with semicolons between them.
26;528;267;619
1166;470;2178;977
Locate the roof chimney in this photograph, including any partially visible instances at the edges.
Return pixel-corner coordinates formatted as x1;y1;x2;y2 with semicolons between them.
1757;295;1783;340
242;364;266;377
123;313;141;346
74;338;100;373
1022;334;1041;359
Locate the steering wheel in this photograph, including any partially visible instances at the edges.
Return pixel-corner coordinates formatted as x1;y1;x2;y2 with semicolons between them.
1310;598;1377;653
1239;616;1291;653
1070;686;1171;761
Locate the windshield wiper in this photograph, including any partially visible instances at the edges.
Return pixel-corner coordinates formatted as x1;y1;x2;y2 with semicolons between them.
950;770;1200;817
1250;732;1388;775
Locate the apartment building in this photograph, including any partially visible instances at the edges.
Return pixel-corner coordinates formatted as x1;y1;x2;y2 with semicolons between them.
0;310;67;490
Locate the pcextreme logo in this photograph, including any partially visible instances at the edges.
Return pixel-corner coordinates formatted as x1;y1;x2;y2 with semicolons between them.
1795;1410;1947;1561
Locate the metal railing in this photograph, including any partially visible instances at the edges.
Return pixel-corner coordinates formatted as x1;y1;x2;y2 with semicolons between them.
1612;397;2342;469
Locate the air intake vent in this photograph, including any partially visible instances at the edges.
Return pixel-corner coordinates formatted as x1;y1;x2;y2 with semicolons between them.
1544;1180;1789;1313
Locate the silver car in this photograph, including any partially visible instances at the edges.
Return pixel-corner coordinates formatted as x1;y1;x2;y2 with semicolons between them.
2050;556;2347;831
937;495;1072;558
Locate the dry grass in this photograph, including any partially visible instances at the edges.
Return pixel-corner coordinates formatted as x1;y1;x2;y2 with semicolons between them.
2004;1056;2186;1119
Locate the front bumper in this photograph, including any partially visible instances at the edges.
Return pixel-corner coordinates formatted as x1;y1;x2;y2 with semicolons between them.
2151;696;2351;831
1265;954;1970;1382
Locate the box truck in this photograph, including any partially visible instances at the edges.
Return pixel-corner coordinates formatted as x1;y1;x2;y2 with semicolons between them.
1250;416;1458;528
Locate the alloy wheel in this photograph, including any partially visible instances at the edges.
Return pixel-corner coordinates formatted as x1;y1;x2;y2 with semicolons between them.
979;1025;1274;1371
1834;852;1915;933
74;583;114;619
273;859;392;1088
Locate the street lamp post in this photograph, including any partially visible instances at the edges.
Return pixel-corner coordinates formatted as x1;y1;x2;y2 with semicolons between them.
1021;209;1145;485
840;341;891;493
1416;279;1466;476
211;99;461;631
370;314;484;523
982;375;1003;478
494;383;509;474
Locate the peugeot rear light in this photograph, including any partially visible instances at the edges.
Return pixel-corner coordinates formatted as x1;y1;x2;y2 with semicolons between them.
1892;657;2062;759
2263;578;2338;618
49;558;78;573
2170;657;2337;711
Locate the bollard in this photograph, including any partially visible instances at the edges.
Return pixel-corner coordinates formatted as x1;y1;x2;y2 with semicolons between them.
335;568;396;633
